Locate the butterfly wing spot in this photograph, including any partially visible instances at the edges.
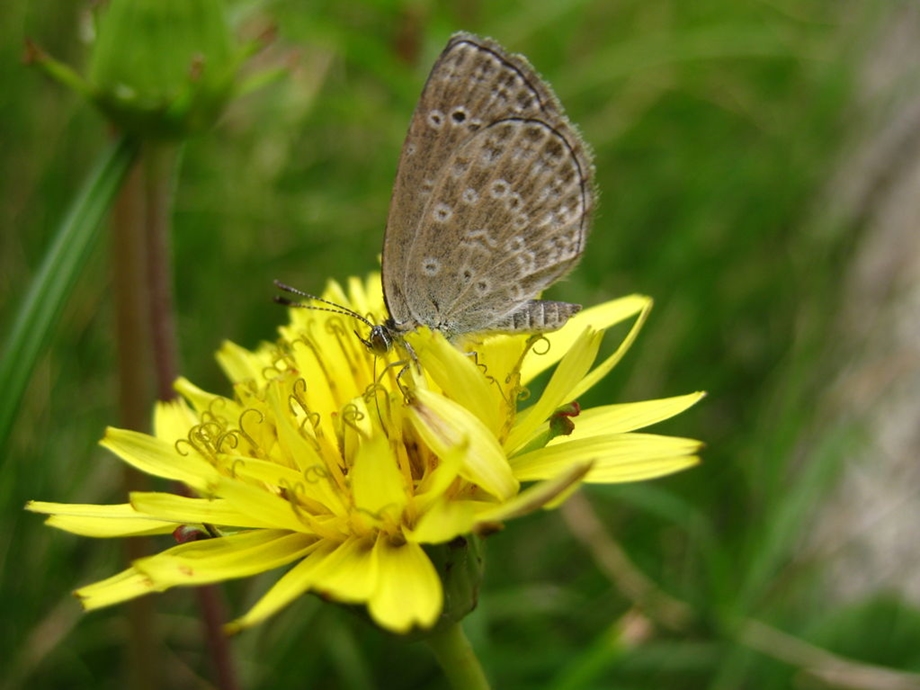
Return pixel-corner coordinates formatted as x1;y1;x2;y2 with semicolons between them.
530;159;552;178
556;164;578;187
543;233;580;262
506;192;523;211
506;235;525;252
543;238;562;263
427;109;445;129
540;142;565;167
432;203;453;223
510;148;532;164
474;278;492;296
490;179;510;198
512;213;531;230
422;258;442;277
462;187;479;204
512;127;549;162
462;228;499;256
514;250;537;274
470;52;499;84
481;144;506;165
539;178;566;202
499;72;520;90
451;107;468;124
493;125;517;143
516;93;538;111
469;61;493;84
508;282;527;301
451;157;471;178
523;124;546;143
492;87;511;108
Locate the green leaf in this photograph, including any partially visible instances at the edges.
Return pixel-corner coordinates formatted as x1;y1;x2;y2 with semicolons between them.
0;135;139;452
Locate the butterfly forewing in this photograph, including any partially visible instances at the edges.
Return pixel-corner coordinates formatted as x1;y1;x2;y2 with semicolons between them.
405;119;592;334
381;32;594;339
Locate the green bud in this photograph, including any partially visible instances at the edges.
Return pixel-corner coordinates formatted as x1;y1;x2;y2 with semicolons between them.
425;535;485;630
87;0;238;138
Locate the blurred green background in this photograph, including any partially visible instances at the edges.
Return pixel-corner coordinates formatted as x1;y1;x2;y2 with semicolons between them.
5;1;920;688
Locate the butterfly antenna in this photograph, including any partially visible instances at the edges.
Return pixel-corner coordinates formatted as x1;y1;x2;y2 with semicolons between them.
273;280;374;328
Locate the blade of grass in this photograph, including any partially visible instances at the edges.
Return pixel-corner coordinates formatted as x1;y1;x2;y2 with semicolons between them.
0;134;139;452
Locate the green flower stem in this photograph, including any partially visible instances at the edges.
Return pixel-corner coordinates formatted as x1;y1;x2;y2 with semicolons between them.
139;140;240;690
424;622;491;690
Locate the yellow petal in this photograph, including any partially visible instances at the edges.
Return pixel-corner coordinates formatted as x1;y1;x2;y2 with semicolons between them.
173;376;223;415
100;428;218;491
520;295;652;384
135;530;316;586
511;433;702;482
505;327;602;454
568;298;653;401
408;499;477;544
413;436;465;508
474;461;592;525
129;492;282;529
226;539;339;634
216;340;266;384
270;410;348;515
340;394;377;470
153;396;199;442
344;273;384;318
413;328;501;435
408;388;519;501
351;435;407;521
565;392;706;439
76;567;160;611
368;538;442;633
210;476;314;533
26;501;176;537
309;536;378;602
222;455;319;495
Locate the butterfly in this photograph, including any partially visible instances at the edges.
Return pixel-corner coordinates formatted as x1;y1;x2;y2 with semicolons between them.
276;32;594;356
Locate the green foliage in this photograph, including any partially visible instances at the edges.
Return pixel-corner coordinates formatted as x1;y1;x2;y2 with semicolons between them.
89;0;239;138
3;1;915;689
0;136;137;452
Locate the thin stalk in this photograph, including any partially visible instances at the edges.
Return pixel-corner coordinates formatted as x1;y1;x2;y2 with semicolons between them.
142;142;180;402
111;155;158;690
141;140;240;690
423;622;491;690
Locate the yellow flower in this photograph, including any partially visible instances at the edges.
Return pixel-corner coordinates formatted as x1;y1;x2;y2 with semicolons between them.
27;274;703;635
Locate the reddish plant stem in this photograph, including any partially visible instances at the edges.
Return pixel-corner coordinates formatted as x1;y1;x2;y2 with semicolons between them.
111;150;158;690
142;141;240;690
142;142;180;403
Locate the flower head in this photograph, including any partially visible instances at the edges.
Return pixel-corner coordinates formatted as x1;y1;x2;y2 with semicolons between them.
28;274;703;634
25;0;276;139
